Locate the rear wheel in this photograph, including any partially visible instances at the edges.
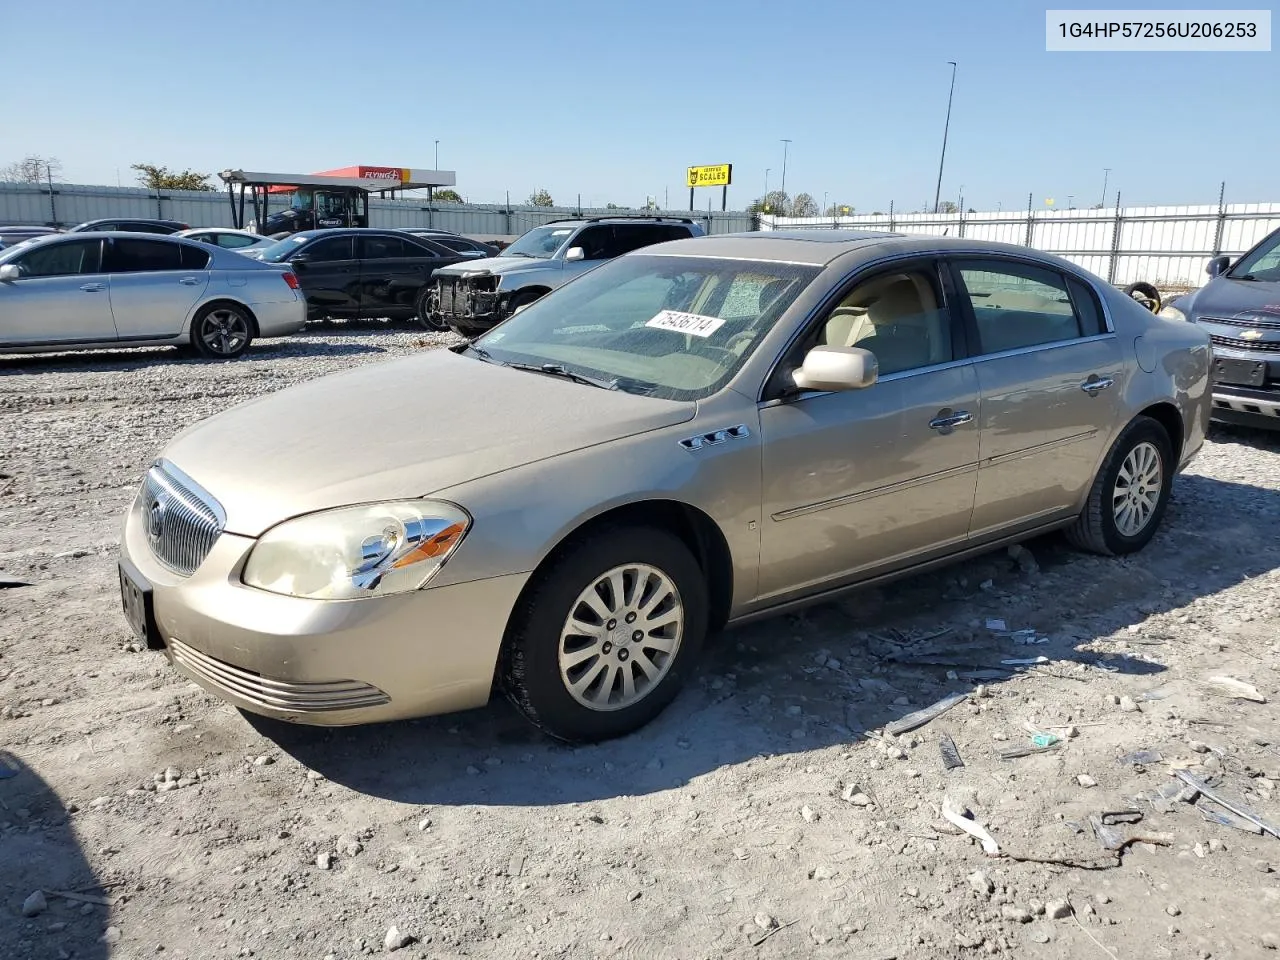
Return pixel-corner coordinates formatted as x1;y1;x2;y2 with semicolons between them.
1066;416;1173;555
501;526;707;742
190;303;253;359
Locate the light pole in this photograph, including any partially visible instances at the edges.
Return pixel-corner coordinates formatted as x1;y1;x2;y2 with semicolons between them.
764;168;771;198
434;140;440;169
1068;194;1074;210
932;61;958;214
780;139;792;200
1101;168;1111;208
823;191;828;215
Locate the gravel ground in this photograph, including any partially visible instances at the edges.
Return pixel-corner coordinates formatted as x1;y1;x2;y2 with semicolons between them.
3;325;1280;960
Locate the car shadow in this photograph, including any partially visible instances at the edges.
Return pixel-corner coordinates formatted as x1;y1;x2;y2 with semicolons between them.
0;338;385;373
252;472;1279;807
0;751;108;960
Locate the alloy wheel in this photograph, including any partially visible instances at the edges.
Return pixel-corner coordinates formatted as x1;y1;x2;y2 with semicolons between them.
1112;440;1163;536
201;309;249;356
557;563;684;712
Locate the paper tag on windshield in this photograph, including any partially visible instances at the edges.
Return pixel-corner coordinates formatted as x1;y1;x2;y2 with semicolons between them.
645;310;725;338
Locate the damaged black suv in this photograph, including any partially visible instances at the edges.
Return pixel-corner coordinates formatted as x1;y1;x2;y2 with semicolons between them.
425;216;704;336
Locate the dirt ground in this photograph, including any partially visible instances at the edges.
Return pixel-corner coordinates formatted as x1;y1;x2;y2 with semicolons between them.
3;327;1279;960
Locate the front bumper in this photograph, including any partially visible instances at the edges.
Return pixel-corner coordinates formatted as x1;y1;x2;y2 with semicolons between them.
431;277;507;328
121;495;529;725
1211;385;1280;428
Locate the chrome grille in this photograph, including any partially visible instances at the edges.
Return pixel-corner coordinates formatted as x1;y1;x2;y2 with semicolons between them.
169;639;390;711
140;462;225;576
1203;314;1280;330
1209;334;1280;353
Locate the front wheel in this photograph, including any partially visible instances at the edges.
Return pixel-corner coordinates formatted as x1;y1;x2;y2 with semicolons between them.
190;303;253;359
1066;415;1173;556
414;288;444;331
501;526;708;742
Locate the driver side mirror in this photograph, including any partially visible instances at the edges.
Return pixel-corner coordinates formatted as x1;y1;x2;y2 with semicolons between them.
791;346;878;392
0;263;19;281
565;246;585;262
1206;254;1231;277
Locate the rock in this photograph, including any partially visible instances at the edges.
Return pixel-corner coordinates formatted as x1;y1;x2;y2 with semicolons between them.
809;865;835;880
1255;860;1274;874
383;925;411;951
417;817;433;832
253;755;274;767
1001;905;1033;924
887;747;907;760
968;871;994;896
101;927;121;944
628;890;642;902
1189;740;1209;754
841;785;873;807
1032;931;1051;944
22;890;47;916
1261;931;1278;950
801;805;819;823
1208;838;1225;854
754;913;779;931
344;841;363;857
1119;696;1140;713
164;766;180;782
905;769;921;778
1166;905;1181;917
1076;774;1098;788
306;770;325;781
1047;900;1073;920
316;852;334;870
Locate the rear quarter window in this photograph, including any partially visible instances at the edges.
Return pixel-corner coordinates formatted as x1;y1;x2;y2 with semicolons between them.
180;244;211;269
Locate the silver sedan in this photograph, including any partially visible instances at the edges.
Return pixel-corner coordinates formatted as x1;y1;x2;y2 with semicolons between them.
0;232;305;358
175;227;278;257
119;231;1212;741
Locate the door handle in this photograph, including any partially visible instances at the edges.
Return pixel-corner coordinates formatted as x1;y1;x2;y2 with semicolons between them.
80;283;105;292
929;409;974;432
178;277;201;285
1080;376;1115;395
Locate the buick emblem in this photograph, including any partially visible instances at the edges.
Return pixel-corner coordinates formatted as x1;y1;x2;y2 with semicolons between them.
146;497;166;541
1240;329;1263;341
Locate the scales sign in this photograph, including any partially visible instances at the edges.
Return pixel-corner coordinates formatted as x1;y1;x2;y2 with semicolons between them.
687;164;732;188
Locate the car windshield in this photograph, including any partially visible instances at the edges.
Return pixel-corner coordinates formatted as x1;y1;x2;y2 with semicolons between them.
500;225;576;259
255;234;312;263
1229;230;1280;281
472;255;819;401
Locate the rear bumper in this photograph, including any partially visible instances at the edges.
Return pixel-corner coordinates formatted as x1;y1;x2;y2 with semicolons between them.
253;297;307;338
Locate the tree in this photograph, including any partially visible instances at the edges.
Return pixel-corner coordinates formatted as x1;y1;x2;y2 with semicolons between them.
824;203;854;217
791;193;819;217
748;190;790;216
2;155;62;183
528;188;554;207
434;189;464;203
938;200;958;214
131;164;213;191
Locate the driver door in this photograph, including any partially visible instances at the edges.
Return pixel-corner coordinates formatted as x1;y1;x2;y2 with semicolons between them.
0;238;117;346
755;258;982;604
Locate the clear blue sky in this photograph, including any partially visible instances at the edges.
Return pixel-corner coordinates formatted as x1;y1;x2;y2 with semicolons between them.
1;0;1273;211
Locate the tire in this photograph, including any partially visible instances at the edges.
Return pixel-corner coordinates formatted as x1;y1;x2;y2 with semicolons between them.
1124;281;1162;313
500;526;708;743
190;303;253;359
1065;415;1173;556
414;288;444;331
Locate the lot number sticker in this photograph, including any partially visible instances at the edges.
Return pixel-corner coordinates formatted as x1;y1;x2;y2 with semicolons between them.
645;310;726;338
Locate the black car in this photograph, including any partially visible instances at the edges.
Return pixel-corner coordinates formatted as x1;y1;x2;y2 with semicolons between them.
68;218;190;235
399;228;498;258
253;229;469;323
0;225;61;246
1163;226;1280;430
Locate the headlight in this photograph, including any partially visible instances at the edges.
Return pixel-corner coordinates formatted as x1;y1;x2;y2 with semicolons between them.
242;501;470;600
1158;305;1187;322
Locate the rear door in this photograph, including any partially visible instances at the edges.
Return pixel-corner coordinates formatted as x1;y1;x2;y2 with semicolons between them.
0;238;116;345
946;256;1124;536
356;234;454;318
104;238;210;339
291;234;358;317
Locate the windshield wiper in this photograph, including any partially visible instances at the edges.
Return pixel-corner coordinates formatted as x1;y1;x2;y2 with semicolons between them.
1230;273;1260;281
503;251;535;258
463;343;499;363
505;361;618;390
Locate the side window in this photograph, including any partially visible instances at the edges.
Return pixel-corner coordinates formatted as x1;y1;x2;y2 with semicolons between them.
572;225;614;260
13;240;102;278
812;266;954;376
955;260;1084;354
219;234;257;248
179;244;211;269
120;222;161;233
611;225;667;256
302;236;354;261
357;235;414;260
1067;277;1106;336
436;237;474;253
104;238;183;272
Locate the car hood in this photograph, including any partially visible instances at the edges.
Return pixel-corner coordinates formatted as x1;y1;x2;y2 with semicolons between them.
159;350;695;536
1188;276;1280;321
432;255;557;279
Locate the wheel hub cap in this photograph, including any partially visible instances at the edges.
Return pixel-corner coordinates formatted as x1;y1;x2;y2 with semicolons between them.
202;310;248;355
557;563;684;712
1112;441;1163;537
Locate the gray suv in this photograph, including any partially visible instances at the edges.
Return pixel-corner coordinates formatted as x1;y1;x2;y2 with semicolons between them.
1161;226;1280;429
427;216;705;336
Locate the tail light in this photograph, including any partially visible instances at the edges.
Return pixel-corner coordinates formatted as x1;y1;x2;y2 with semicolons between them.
282;271;300;290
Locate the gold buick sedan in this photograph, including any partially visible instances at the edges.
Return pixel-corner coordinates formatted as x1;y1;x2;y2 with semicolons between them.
118;231;1212;742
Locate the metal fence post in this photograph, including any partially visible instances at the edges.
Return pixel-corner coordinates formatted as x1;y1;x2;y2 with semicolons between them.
889;200;895;232
1107;191;1123;284
958;206;966;239
1024;193;1034;247
1212;180;1227;257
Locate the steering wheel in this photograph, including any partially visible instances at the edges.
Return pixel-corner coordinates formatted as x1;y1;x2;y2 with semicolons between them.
724;331;755;355
685;342;737;365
